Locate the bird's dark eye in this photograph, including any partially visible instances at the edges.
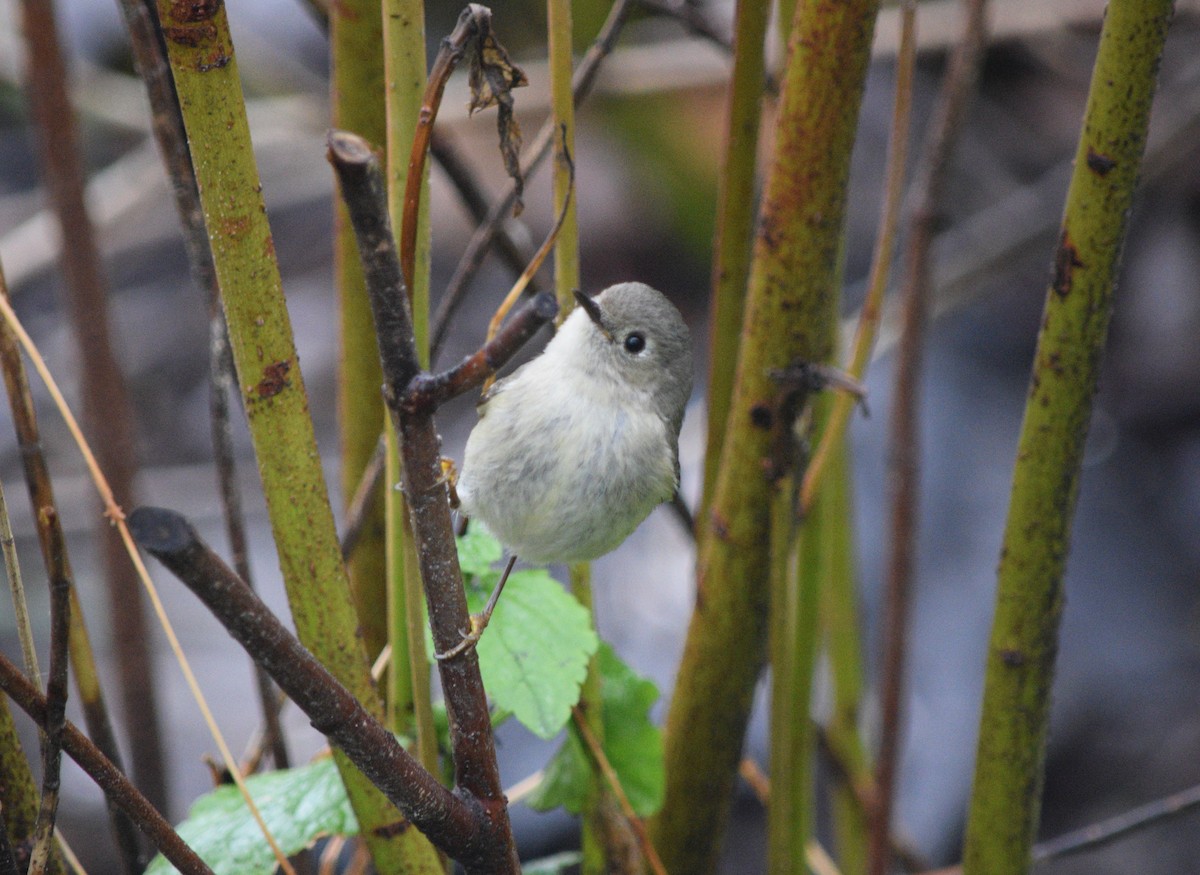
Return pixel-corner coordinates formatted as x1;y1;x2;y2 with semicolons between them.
624;332;646;354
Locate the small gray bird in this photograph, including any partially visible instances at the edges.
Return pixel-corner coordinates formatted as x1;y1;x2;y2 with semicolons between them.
457;281;693;565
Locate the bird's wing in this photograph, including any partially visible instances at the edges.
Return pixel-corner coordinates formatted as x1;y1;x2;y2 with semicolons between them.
475;368;517;415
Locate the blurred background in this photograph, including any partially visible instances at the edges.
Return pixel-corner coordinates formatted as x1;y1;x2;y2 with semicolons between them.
2;0;1200;872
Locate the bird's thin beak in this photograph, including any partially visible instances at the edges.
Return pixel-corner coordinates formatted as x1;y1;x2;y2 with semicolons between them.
573;290;613;341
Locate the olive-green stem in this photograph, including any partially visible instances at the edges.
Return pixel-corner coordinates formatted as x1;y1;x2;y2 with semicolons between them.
332;0;389;660
962;3;1172;873
652;1;880;871
0;477;38;686
820;443;871;875
155;6;421;870
548;0;615;868
767;453;823;875
0;698;64;874
799;0;916;515
383;0;438;789
700;0;770;526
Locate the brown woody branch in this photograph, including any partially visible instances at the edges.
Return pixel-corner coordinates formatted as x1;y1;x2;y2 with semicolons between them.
27;511;71;875
0;653;212;875
127;507;503;870
331;127;563;873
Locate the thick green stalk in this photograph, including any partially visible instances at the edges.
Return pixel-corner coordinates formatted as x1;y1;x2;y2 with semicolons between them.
0;697;65;874
821;443;870;875
155;6;422;870
332;0;389;659
382;0;438;787
653;2;880;871
700;0;770;526
962;3;1172;873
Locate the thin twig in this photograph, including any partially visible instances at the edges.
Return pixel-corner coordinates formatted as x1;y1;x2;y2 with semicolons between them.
921;780;1200;875
570;706;668;875
0;472;38;684
637;0;732;53
430;0;636;362
339;435;387;561
20;0;165;810
411;292;558;409
870;2;988;874
0;276;144;874
482;128;574;347
0;653;214;875
637;0;780;94
27;511;71;875
401;5;495;292
127;506;502;870
431;130;541;293
0;292;295;875
1033;782;1200;863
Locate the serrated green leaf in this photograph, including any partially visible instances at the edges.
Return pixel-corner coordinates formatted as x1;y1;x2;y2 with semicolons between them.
456;524;504;578
526;643;664;817
146;757;356;875
465;568;598;739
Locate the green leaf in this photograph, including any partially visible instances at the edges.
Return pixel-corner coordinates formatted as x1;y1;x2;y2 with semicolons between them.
466;568;599;740
526;643;664;817
456;525;504;578
145;758;356;875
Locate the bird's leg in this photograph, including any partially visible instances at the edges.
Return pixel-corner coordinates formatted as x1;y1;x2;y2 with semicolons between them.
435;554;518;661
439;456;461;507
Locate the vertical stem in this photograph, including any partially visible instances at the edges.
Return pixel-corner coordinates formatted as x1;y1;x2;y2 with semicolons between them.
767;401;827;875
28;513;71;875
0;675;55;873
331;131;521;874
0;275;141;874
547;1;617;868
701;0;770;525
383;0;440;790
653;2;880;870
332;0;390;659
871;0;984;870
820;443;871;875
963;2;1171;872
113;0;290;772
19;0;165;810
155;6;425;869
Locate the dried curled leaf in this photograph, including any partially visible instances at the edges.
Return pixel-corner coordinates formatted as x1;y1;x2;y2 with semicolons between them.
465;10;528;214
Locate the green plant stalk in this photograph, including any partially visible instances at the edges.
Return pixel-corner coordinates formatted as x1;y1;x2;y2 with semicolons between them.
700;0;770;528
653;1;880;870
381;0;439;787
332;0;389;660
820;442;871;875
0;697;65;874
767;398;836;875
547;0;615;868
962;3;1173;873
382;0;437;787
156;5;422;870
